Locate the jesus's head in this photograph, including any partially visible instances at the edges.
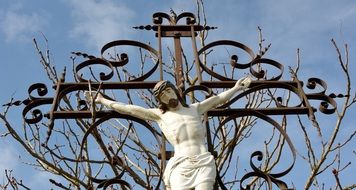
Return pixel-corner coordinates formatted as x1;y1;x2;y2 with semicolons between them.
153;81;189;113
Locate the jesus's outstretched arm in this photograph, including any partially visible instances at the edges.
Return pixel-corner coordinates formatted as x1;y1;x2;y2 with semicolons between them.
196;77;251;114
84;91;160;121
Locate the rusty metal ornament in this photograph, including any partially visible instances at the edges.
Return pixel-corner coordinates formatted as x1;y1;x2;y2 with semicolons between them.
16;11;342;190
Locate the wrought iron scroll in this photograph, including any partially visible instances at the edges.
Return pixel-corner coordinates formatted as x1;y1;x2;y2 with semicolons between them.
22;83;53;124
17;11;341;190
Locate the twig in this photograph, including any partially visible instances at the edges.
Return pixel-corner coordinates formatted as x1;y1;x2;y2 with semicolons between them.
332;169;343;190
49;179;71;190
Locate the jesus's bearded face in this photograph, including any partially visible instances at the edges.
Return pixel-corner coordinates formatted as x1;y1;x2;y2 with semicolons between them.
158;87;179;108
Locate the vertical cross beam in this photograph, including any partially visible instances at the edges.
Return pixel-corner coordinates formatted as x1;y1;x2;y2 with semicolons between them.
173;33;186;95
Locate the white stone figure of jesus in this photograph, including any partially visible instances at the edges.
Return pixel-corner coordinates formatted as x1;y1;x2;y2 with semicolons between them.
85;77;251;190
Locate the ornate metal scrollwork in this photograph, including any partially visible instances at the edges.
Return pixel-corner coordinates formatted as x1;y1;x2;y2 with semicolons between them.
305;77;337;114
248;58;284;81
75;58;115;82
22;83;54;124
198;40;256;81
238;112;296;190
75;40;160;82
152;12;196;25
15;11;343;189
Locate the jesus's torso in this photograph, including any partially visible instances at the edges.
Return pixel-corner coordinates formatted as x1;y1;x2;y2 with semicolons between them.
157;104;207;157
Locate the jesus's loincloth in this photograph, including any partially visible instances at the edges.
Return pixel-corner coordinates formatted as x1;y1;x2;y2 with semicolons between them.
163;152;216;189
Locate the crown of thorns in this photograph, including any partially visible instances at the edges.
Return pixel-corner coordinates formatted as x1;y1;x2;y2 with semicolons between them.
153;80;176;98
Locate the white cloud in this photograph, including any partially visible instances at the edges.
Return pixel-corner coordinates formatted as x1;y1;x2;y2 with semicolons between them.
65;0;135;51
332;5;356;23
0;3;47;43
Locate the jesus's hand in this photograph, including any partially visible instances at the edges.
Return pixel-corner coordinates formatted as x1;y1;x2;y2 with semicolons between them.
235;76;252;90
84;91;104;104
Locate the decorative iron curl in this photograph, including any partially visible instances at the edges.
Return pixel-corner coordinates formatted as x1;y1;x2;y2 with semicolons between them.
182;85;213;101
152;12;196;25
305;78;337;114
101;40;159;82
75;58;114;82
152;12;171;25
22;83;53;124
28;83;49;100
248;58;284;81
239;151;292;190
306;77;328;94
176;12;196;25
198;40;255;81
307;93;337;115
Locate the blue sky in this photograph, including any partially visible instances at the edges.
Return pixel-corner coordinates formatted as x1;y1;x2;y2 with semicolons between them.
0;0;355;189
